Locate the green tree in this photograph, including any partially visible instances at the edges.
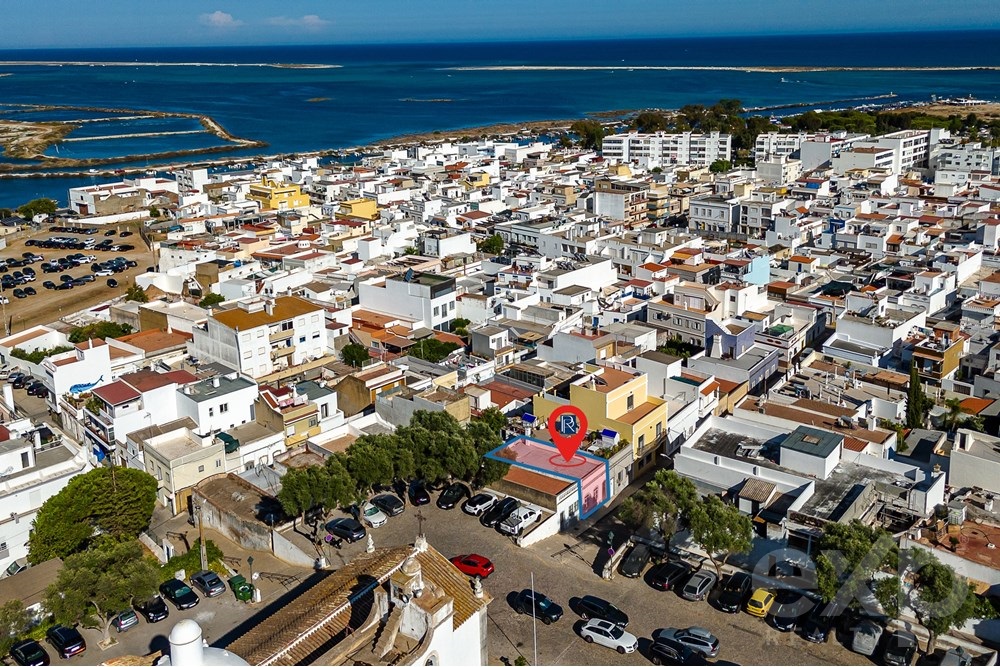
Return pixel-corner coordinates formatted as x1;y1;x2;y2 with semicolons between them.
473;407;507;436
452;317;471;337
28;468;158;564
44;540;160;644
198;292;225;308
571;119;606;150
340;343;370;368
402;246;419;256
0;600;32;658
874;575;903;618
812;520;898;604
408;338;460;363
124;284;148;303
618;470;698;537
477;234;504;255
709;159;732;173
632;111;669;133
905;364;930;429
941;397;965;433
345;435;396;494
16;198;57;220
68;322;133;343
10;345;74;364
687;494;753;577
913;556;978;653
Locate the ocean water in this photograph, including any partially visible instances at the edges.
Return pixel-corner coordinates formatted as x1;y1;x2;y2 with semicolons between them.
1;31;998;207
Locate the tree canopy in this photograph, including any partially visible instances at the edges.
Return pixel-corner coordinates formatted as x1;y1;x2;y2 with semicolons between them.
341;343;371;368
709;159;733;173
570;119;606;150
68;322;133;343
10;345;74;364
16;198;57;220
408;338;460;363
44;539;160;643
124;283;148;303
905;364;932;429
688;494;753;576
477;234;504;255
812;520;898;605
0;600;31;657
198;292;225;308
28;467;158;563
619;469;698;537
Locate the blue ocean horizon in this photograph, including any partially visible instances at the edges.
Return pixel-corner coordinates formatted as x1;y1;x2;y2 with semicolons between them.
2;30;999;207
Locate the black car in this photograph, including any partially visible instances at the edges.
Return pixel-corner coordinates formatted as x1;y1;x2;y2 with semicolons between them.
882;629;918;666
9;638;49;666
325;517;367;543
407;480;430;506
619;543;651;578
190;570;226;597
160;579;200;610
436;482;469;510
801;600;841;643
769;589;814;632
371;493;405;517
104;230;116;236
576;594;629;628
12;288;25;299
716;572;753;612
135;595;169;623
42;281;56;289
648;561;692;592
26;381;47;397
514;588;563;624
649;638;703;666
107;278;118;288
480;496;519;528
45;625;85;659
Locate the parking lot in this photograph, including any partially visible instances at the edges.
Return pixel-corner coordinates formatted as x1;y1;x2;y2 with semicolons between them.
0;223;154;330
291;493;863;666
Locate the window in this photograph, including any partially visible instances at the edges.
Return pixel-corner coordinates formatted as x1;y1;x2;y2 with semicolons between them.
208;407;214;417
312;332;321;339
241;333;250;342
243;350;252;359
281;321;293;331
627;393;634;411
321;404;329;419
257;329;264;338
0;542;7;559
20;451;29;469
638;434;645;448
656;422;663;437
220;403;229;414
449;301;455;311
198;465;205;473
311;314;320;323
216;459;222;468
308;417;318;428
433;306;440;317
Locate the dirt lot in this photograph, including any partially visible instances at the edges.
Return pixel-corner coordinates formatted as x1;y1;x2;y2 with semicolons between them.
0;222;156;332
897;102;1000;120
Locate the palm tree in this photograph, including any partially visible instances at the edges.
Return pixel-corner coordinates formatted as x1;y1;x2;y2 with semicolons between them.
941;397;965;433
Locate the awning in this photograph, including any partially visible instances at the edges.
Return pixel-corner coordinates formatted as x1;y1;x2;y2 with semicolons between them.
521;413;537;424
217;432;240;454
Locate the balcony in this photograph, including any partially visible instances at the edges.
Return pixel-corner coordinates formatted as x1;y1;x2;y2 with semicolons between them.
272;345;295;359
269;328;294;343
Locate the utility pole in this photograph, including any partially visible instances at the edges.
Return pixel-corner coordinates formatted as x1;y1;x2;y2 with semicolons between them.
531;571;538;666
195;502;207;571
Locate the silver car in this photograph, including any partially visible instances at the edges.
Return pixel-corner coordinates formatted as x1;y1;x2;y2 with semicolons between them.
680;570;717;601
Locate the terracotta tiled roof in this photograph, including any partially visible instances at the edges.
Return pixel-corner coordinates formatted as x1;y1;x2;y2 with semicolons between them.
92;381;141;405
504;466;571;495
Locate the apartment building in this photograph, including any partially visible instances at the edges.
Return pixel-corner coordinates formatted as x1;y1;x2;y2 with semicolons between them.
593;178;649;226
357;270;458;331
602;131;732;166
190;296;328;378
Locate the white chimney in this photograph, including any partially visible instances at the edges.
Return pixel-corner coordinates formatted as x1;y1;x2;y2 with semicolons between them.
2;384;13;414
264;300;275;316
212;377;220;388
166;620;204;666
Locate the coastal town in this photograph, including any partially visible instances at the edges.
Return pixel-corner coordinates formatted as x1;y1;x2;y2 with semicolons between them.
2;101;1000;667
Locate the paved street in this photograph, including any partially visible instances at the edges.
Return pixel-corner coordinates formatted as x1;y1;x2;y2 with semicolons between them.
306;496;864;666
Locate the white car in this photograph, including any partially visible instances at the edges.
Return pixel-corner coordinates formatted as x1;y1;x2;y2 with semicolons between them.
0;296;8;305
360;501;387;528
580;618;638;654
462;492;497;516
498;506;541;535
93;269;113;277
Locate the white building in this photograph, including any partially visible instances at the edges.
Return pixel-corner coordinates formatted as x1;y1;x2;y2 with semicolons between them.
190;296;328;378
176;374;260;435
602;131;732;166
357;271;458;331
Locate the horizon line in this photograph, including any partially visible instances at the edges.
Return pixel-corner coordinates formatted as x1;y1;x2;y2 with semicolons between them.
1;27;999;52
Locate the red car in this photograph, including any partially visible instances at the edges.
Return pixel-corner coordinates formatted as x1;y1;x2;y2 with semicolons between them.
450;554;495;579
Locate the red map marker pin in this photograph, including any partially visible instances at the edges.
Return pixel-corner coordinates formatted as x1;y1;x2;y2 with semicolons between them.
548;405;588;462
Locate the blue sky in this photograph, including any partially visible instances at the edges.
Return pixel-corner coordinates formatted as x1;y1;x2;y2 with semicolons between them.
6;0;1000;49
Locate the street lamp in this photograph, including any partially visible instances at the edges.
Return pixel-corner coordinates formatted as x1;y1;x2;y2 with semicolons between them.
247;555;255;591
194;502;207;571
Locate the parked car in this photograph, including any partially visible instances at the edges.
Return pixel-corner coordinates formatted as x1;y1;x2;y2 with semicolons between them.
498;506;541;536
106;278;119;288
42;281;55;289
407;480;430;506
882;629;918;666
436;481;469;510
653;627;720;660
717;572;753;613
45;625;85;659
104;230;116;236
370;494;404;517
462;492;497;516
769;589;814;632
746;588;775;617
851;619;883;657
325;517;366;543
647;561;691;592
802;600;840;643
938;646;973;666
619;543;651;578
450;554;494;579
12;288;25;299
3;558;28;578
359;501;388;528
579;618;638;655
513;588;563;624
680;570;717;601
190;570;226;598
9;638;49;666
110;609;140;633
93;268;113;277
648;637;701;666
160;578;200;610
575;594;629;628
480;497;519;528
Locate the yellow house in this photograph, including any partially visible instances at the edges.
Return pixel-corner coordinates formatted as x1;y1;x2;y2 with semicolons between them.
463;171;491;190
247;176;310;211
339;197;379;221
532;364;667;470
